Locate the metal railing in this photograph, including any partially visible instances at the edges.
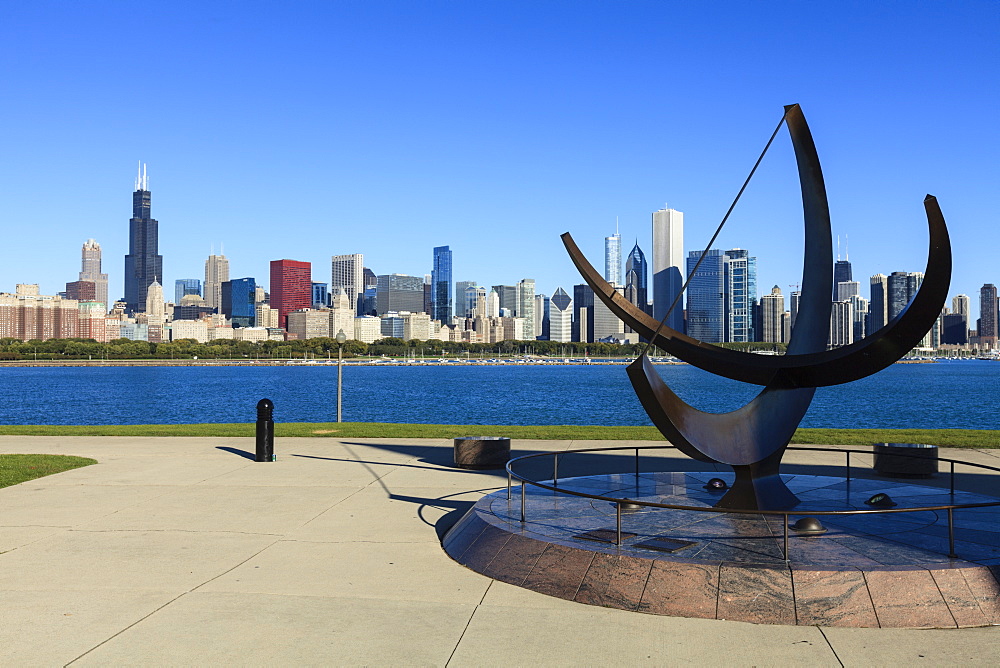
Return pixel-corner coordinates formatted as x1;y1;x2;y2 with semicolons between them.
505;445;1000;561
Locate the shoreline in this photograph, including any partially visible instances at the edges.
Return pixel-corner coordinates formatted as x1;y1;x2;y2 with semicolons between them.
0;358;949;368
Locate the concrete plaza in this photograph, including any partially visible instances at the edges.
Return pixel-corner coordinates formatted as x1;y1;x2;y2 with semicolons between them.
1;435;998;665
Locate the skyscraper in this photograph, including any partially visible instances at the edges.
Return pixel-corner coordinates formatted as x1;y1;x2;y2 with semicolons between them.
833;260;852;299
124;163;162;314
269;259;312;329
573;284;595;342
79;239;108;311
652;206;684;331
723;248;756;343
979;284;998;348
624;242;648;314
760;286;785;343
222;278;257;327
204;254;230;312
431;245;453;323
331;254;364;315
869;274;888;332
145;280;165;343
375;274;424;315
685;250;724;342
175;279;201;304
311;282;329;309
455;281;477;317
491;285;518;315
605;225;622;287
549;288;572;343
888;271;922;320
836;281;860;302
953;294;970;319
517;279;535;339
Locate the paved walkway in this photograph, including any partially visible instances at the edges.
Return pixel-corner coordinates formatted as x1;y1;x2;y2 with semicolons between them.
1;436;998;665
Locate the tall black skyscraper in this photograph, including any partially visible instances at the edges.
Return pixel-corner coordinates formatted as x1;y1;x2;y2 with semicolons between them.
124;163;162;314
833;260;852;300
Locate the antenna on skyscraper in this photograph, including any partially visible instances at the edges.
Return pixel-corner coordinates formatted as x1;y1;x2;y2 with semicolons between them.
845;234;849;261
615;216;619;235
143;163;148;191
837;235;841;261
135;161;141;191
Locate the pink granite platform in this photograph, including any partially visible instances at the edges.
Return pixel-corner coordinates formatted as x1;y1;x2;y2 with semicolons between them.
443;472;1000;628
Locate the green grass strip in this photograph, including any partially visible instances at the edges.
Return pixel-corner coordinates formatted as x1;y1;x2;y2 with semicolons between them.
0;454;97;489
0;423;996;448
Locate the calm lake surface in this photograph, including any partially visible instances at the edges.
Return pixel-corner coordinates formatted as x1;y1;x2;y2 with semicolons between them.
1;361;996;429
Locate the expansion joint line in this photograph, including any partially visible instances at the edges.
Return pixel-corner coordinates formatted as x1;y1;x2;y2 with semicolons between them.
65;535;284;666
445;581;493;667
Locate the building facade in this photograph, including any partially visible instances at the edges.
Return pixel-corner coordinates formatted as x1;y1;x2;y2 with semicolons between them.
723;249;756;343
175;279;201;305
685;250;725;343
431;245;453;323
331;254;364;315
376;274;424;315
549;288;572;343
869;274;888;332
204;254;230;313
517;279;535;338
222;277;257;327
79;239;109;311
624;242;648;315
979;284;998;348
269;259;312;329
760;285;785;343
605;229;622;287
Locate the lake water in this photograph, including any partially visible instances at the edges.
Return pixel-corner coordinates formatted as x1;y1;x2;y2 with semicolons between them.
1;360;995;429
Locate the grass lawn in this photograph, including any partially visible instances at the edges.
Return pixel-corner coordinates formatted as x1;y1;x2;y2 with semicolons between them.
0;423;995;448
0;454;97;489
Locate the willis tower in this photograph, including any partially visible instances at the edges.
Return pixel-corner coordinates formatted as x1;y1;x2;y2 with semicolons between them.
124;162;162;314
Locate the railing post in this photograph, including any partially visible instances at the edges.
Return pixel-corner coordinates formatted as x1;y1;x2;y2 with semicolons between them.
950;461;955;496
845;451;851;483
948;508;957;558
507;471;511;501
635;448;640;481
616;502;622;546
520;480;526;523
783;513;789;561
553;453;559;487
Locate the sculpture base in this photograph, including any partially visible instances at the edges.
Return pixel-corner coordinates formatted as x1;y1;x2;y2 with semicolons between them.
444;472;1000;628
715;457;800;510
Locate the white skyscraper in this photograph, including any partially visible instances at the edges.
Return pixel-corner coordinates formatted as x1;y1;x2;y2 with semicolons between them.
204;254;230;312
652;206;684;332
604;221;622;287
549;288;573;343
517;279;535;339
331;254;364;315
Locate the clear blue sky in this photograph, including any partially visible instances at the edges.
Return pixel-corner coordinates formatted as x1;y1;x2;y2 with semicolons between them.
2;1;997;321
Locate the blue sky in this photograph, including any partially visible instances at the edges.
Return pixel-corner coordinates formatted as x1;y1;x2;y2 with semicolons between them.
2;1;997;321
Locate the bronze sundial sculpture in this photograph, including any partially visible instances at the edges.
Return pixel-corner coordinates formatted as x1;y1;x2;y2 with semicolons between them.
562;104;951;510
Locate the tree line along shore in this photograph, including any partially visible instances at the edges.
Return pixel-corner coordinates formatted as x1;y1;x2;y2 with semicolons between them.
0;336;786;362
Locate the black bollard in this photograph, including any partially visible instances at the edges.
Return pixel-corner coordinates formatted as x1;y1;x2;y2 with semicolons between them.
255;398;275;462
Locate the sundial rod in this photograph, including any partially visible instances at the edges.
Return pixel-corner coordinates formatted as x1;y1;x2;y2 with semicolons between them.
640;108;791;357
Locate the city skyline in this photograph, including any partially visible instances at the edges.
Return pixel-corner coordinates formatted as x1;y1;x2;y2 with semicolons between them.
2;3;996;323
